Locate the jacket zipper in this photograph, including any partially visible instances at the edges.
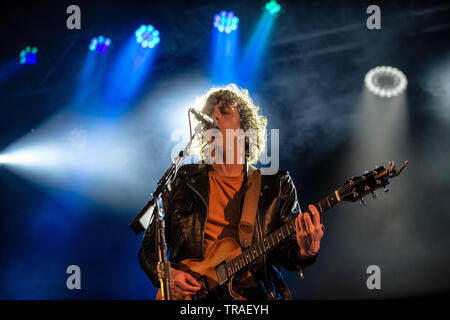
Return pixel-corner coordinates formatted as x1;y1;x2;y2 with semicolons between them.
186;182;209;259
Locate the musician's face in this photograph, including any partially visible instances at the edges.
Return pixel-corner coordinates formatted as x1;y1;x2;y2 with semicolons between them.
205;99;241;132
204;100;243;164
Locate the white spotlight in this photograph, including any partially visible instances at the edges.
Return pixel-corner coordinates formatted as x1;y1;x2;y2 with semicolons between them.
364;66;408;98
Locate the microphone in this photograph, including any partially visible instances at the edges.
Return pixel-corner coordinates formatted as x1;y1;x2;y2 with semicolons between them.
189;108;217;129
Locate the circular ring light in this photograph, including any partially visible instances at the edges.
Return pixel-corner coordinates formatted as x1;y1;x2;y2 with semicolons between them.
364;66;408;98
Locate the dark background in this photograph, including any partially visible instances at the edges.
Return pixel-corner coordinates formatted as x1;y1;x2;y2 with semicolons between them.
0;0;449;299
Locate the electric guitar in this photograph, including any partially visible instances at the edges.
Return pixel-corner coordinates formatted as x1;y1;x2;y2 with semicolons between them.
156;160;408;300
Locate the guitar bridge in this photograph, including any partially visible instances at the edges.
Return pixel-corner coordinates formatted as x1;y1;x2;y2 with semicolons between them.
215;262;229;286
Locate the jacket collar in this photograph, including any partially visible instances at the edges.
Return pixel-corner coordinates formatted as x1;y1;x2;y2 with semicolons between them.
179;161;260;208
179;162;210;209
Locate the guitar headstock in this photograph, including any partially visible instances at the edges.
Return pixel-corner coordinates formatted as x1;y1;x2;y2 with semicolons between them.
338;160;408;203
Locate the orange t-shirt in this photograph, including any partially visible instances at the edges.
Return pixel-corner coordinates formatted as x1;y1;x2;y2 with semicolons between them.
204;169;256;288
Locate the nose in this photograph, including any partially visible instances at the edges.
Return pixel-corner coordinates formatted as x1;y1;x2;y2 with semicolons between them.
211;106;221;121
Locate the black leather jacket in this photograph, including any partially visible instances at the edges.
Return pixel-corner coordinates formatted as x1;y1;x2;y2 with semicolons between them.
139;163;317;300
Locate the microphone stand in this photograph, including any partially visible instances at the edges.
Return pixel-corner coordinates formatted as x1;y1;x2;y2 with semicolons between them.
130;121;204;300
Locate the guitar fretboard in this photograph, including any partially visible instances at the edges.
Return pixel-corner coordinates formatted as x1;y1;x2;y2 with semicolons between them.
224;191;340;277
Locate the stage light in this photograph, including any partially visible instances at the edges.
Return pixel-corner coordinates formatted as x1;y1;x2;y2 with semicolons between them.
19;46;38;64
239;6;276;89
0;148;55;166
213;11;239;34
364;66;408;98
135;24;160;48
265;0;281;15
89;35;111;53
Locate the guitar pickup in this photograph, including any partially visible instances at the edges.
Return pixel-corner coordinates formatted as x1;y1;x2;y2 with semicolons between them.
215;262;229;286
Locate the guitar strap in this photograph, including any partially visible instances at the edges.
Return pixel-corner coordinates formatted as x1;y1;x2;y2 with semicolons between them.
239;164;261;248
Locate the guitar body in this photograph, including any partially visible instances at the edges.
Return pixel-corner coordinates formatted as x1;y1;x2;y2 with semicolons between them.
156;238;246;300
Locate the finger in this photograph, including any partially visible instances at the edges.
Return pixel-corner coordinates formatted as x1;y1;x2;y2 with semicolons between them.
295;217;307;247
301;214;312;238
296;216;306;238
299;215;312;245
185;273;201;288
176;279;200;292
303;211;314;234
299;213;308;232
173;280;190;294
173;287;189;300
308;204;321;227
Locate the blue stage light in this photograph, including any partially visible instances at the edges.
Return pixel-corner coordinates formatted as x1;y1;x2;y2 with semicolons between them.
265;0;281;15
213;11;239;34
89;35;112;53
135;25;160;48
19;46;38;64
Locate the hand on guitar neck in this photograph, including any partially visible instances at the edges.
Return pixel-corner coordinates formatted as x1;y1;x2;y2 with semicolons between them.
295;204;324;258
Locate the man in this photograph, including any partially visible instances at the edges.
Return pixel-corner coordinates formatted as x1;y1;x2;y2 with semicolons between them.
139;84;324;300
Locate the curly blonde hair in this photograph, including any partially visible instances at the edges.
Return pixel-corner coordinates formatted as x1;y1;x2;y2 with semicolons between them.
192;84;267;164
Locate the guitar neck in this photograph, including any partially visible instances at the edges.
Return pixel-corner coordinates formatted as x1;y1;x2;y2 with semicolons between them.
225;191;340;277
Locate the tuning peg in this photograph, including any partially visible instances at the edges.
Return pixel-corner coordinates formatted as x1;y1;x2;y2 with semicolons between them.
384;186;390;193
360;198;367;206
371;192;378;199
